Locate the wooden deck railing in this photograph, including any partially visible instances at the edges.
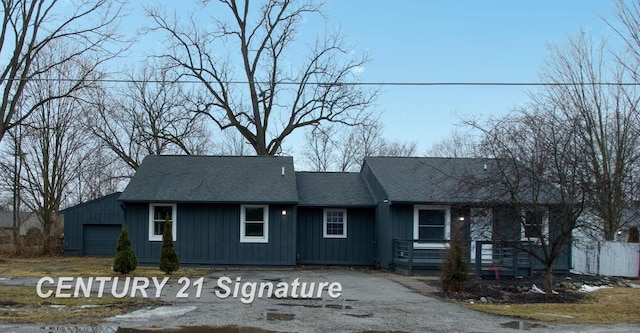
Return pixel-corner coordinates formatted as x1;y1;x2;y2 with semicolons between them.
393;239;534;277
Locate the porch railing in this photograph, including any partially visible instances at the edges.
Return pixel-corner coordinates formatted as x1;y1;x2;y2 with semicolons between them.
393;239;449;275
392;239;534;277
474;241;533;278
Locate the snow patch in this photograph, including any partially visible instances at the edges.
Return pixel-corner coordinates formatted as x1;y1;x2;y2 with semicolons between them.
109;306;197;320
578;284;612;292
531;284;558;295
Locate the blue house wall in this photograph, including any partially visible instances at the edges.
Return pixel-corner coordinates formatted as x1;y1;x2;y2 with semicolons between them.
124;202;297;266
61;192;124;256
297;207;376;265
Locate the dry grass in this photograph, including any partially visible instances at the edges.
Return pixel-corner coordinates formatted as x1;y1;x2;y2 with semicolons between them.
0;285;163;324
0;256;212;324
0;256;213;278
464;288;640;324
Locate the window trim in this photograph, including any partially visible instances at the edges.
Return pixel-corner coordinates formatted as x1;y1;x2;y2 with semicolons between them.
413;205;450;249
240;204;269;243
520;208;549;244
323;208;348;239
148;203;177;242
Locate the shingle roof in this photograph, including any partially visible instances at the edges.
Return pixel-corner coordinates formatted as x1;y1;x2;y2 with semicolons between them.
296;172;375;207
119;155;298;203
363;156;504;204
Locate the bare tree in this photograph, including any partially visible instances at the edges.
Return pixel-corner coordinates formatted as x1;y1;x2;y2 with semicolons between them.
18;47;99;254
426;129;481;158
378;140;417;157
86;65;212;173
302;125;335;172
67;143;127;205
468;106;587;297
539;31;640;240
0;0;127;143
213;130;254;156
146;0;376;155
302;118;416;171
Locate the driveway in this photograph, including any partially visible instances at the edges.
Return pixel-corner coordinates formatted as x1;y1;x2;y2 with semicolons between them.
1;269;639;332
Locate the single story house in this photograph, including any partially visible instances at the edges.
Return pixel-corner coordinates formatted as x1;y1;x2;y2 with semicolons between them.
0;211;43;245
62;155;573;275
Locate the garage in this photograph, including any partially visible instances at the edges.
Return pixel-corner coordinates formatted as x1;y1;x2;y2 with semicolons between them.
82;224;122;256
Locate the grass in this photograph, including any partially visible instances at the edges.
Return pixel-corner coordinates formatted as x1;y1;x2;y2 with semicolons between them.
0;256;213;278
0;256;213;324
464;287;640;324
0;285;163;324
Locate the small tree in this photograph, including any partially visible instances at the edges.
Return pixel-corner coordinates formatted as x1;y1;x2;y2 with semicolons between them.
441;220;470;294
113;226;137;274
629;226;639;243
159;217;179;274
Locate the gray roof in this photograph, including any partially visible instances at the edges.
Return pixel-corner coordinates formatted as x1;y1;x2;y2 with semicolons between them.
0;211;33;228
296;172;375;207
119;155;298;204
363;156;511;204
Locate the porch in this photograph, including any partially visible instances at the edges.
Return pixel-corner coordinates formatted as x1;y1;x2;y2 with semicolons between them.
392;239;534;277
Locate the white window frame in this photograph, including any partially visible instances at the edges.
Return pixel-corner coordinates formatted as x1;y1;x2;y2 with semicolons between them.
520;208;549;244
148;203;177;242
323;208;348;239
240;205;269;243
413;205;451;249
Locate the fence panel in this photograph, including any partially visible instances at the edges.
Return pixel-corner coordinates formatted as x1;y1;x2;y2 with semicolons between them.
599;242;639;277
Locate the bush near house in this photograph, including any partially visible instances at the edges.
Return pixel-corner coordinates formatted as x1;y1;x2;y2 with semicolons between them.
113;226;137;274
440;222;471;294
159;218;179;274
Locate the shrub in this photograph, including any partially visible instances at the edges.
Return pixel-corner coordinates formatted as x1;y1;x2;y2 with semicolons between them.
113;226;137;274
159;217;179;274
440;221;470;294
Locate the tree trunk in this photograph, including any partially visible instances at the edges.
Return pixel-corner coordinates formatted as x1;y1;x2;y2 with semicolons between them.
545;265;554;299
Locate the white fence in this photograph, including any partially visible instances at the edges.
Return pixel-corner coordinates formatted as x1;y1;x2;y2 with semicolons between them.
572;241;640;277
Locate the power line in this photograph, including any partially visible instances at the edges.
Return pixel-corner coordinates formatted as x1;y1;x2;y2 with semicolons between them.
2;77;640;86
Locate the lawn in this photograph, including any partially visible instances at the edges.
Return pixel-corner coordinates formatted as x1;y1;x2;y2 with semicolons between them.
0;256;213;324
0;256;213;277
462;287;640;324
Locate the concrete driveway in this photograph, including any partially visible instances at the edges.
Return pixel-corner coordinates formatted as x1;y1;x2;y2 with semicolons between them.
1;269;639;332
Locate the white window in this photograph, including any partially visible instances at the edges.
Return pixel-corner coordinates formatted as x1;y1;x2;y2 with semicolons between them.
240;205;269;243
521;208;549;244
149;203;177;241
413;205;450;248
323;208;347;238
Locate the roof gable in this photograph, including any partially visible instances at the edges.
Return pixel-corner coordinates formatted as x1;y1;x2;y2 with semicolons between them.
119;155;298;203
296;172;375;207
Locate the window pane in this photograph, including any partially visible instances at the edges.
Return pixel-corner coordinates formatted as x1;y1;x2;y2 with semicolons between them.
245;222;264;236
326;222;344;235
154;221;165;236
326;211;343;223
419;226;444;240
245;207;264;221
419;210;445;226
418;209;445;240
154;206;173;221
525;211;542;238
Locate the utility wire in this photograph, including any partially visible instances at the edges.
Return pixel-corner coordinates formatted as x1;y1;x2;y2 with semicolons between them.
2;77;640;86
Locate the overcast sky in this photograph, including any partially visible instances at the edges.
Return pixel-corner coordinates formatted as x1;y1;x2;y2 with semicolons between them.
121;0;618;155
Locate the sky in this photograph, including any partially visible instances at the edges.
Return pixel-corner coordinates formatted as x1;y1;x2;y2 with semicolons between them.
316;0;617;152
121;0;618;156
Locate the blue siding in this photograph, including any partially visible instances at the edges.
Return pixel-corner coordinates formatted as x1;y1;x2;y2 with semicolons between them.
297;207;375;265
124;202;296;266
62;193;124;256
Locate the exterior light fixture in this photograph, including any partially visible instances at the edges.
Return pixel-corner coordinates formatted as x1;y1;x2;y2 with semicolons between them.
282;209;287;216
